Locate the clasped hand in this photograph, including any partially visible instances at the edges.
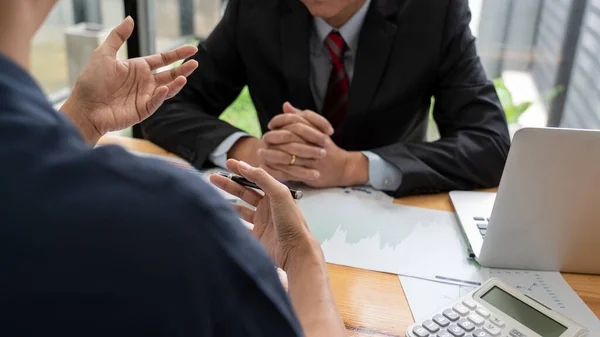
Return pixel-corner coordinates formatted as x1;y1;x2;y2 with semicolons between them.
258;102;368;188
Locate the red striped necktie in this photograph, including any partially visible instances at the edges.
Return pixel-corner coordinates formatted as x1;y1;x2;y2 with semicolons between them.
322;31;349;133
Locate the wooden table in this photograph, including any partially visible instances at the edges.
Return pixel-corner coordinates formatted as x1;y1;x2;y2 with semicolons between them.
99;135;600;337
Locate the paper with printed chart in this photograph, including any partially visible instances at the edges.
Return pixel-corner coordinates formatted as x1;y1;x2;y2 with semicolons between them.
400;270;600;335
296;186;484;285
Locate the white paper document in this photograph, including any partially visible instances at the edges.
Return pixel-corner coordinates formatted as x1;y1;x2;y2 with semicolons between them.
399;275;477;321
297;187;483;285
400;270;600;335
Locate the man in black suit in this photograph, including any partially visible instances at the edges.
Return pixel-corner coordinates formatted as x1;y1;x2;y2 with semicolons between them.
142;0;511;197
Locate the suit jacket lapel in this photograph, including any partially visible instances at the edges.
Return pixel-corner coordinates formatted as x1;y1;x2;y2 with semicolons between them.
280;1;317;112
342;0;400;148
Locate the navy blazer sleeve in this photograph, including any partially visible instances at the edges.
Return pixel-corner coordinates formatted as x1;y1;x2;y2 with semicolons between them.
371;0;511;197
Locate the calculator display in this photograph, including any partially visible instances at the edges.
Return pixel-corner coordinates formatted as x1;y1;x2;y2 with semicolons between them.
481;286;567;336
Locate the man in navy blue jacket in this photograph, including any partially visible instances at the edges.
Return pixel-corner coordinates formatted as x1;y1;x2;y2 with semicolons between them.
0;1;345;336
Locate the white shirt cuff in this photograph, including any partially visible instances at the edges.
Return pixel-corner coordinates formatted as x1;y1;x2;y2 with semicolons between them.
209;132;250;168
361;151;402;191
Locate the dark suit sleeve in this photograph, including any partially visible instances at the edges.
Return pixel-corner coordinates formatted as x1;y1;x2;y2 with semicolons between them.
141;0;248;168
372;0;510;197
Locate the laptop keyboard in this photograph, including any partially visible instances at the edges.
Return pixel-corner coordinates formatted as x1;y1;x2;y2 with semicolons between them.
474;217;490;238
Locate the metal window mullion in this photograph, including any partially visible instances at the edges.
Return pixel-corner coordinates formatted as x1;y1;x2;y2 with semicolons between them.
124;0;157;138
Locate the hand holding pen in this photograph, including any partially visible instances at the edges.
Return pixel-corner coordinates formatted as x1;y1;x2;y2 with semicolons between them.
209;159;316;272
216;172;303;200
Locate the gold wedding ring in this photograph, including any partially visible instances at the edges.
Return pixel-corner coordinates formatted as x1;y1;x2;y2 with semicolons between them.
289;154;297;165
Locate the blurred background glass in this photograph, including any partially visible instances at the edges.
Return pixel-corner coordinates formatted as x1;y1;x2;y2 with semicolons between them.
32;0;126;102
30;0;600;135
155;0;222;51
470;0;600;130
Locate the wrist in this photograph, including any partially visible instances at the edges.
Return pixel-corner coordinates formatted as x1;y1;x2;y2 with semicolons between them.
227;136;263;167
341;151;369;186
60;92;102;145
285;236;327;277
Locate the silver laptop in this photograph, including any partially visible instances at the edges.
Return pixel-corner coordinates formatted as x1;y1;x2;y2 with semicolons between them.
450;128;600;274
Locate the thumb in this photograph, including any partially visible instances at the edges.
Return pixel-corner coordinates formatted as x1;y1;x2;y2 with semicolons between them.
282;102;302;114
100;16;134;57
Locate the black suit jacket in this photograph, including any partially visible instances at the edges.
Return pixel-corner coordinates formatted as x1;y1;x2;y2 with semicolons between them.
142;0;511;197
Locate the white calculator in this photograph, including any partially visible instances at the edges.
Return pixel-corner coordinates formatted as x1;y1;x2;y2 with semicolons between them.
406;278;588;337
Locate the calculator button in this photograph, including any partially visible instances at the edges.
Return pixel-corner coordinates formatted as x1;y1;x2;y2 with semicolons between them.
467;313;485;326
453;304;470;316
475;308;490;319
471;329;489;337
462;299;478;310
437;332;452;337
483;323;501;336
423;320;440;333
443;309;460;321
489;316;505;328
433;314;451;327
509;329;527;337
412;326;430;337
457;318;475;332
448;324;466;337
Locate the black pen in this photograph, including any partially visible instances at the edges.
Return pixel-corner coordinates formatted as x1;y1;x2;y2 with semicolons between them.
217;172;303;200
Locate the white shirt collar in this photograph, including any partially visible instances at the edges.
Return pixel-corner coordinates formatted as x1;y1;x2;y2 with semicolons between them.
313;0;371;52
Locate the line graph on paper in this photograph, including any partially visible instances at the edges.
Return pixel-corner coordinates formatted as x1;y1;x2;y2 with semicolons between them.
487;269;566;309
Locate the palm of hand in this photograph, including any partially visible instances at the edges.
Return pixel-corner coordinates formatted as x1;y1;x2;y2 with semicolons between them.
251;197;289;268
75;56;156;134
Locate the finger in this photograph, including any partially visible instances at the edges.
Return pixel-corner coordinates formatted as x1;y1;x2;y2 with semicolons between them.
283;123;328;147
154;59;198;86
100;16;134;57
232;204;256;224
261;164;296;182
262;130;307;146
277;268;289;291
268;113;311;130
257;148;294;165
145;86;169;117
209;173;263;207
257;148;317;167
282;101;302;115
271;143;326;159
282;102;334;135
165;76;187;99
299;110;334;136
144;45;198;70
236;161;293;199
225;159;244;176
269;164;320;181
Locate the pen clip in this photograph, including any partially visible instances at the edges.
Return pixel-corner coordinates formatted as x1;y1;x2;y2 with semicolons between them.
216;172;233;179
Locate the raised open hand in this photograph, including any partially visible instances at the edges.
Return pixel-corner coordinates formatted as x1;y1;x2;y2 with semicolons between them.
61;17;198;144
